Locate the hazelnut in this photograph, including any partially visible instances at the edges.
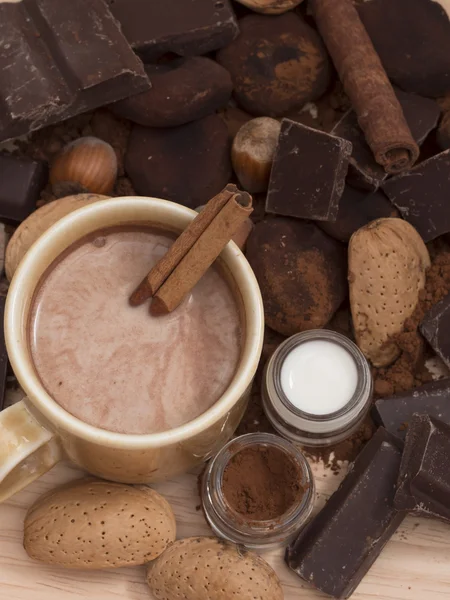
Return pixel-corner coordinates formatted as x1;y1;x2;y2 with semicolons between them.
437;112;450;151
50;137;118;195
231;117;281;193
234;0;304;14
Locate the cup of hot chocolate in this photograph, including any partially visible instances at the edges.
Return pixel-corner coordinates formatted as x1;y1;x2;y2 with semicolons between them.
0;196;264;502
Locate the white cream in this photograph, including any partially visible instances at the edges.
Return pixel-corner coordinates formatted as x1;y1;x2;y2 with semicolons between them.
280;340;358;415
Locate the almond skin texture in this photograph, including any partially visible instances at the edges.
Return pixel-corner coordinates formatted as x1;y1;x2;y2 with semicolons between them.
147;537;284;600
349;218;430;367
5;193;108;280
24;479;176;569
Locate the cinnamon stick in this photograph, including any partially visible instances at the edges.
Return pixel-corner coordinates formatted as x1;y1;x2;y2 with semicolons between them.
129;184;238;306
311;0;419;174
150;191;253;315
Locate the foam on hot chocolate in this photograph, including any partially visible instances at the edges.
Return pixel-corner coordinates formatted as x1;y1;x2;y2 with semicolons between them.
30;227;242;435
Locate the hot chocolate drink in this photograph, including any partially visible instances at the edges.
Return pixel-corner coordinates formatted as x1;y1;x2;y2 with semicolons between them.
29;227;242;435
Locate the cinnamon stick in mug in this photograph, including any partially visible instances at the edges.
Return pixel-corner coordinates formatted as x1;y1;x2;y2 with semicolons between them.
150;191;252;315
311;0;419;174
129;185;238;306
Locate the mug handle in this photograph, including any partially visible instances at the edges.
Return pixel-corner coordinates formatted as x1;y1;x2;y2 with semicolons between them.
0;401;61;503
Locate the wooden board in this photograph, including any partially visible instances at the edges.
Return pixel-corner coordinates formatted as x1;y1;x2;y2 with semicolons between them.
2;389;450;599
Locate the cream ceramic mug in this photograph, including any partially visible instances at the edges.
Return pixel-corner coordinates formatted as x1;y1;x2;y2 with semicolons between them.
0;196;264;503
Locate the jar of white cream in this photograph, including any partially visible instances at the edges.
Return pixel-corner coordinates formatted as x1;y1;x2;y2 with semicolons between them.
262;330;373;447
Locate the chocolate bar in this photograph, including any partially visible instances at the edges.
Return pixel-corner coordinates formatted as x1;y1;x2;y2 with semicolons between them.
286;427;404;599
382;150;450;242
420;292;450;368
317;186;398;243
332;90;441;190
373;379;450;441
266;120;352;221
0;0;149;142
395;414;450;522
0;154;48;224
107;0;239;61
0;296;7;411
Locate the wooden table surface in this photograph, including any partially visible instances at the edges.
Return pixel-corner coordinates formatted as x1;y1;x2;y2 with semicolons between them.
2;387;450;599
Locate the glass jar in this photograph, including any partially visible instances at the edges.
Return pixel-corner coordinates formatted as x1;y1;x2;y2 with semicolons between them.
262;330;373;447
202;433;315;550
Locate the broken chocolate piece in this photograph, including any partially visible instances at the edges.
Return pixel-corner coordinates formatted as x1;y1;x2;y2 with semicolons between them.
0;296;7;411
125;115;231;208
286;427;404;599
356;0;450;98
420;293;450;368
373;379;450;441
332;90;441;190
317;186;398;243
0;155;48;224
383;150;450;242
395;414;450;522
437;112;450;151
110;58;232;128
266;120;351;221
0;0;149;142
107;0;239;61
216;13;331;117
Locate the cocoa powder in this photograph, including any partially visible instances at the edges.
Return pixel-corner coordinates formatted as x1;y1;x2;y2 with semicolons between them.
222;445;303;521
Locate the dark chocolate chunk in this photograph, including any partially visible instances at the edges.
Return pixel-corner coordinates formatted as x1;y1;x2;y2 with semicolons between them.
395;414;450;521
437;112;450;151
0;0;149;142
286;427;405;599
0;154;48;224
317;186;398;243
420;293;450;368
0;296;7;411
110;58;232;128
246;217;347;336
107;0;239;61
382;150;450;242
125;114;231;209
373;379;450;441
266;120;351;221
216;13;331;117
356;0;450;98
332;90;441;191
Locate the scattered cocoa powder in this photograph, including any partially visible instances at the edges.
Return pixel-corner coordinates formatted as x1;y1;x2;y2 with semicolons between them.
222;445;303;521
373;240;450;397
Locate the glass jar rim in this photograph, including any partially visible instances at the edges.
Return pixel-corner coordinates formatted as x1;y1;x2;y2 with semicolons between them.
263;330;373;440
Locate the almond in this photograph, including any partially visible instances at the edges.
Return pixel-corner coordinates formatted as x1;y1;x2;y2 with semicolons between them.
147;537;283;600
24;478;176;569
5;193;107;280
349;218;430;367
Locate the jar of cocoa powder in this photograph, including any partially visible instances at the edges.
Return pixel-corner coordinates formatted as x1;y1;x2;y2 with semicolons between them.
262;330;373;447
201;433;315;550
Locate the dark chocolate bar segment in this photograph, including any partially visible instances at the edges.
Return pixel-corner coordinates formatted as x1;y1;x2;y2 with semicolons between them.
286;427;405;599
395;414;450;522
107;0;239;61
0;154;48;224
0;0;150;142
266;119;352;221
332;90;441;191
373;379;450;441
420;292;450;368
382;150;450;242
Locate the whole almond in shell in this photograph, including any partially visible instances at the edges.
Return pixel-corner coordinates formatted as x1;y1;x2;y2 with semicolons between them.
349;218;430;367
5;193;108;280
24;478;176;569
147;537;284;600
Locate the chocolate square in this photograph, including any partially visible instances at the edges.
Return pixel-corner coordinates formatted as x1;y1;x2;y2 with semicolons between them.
420;292;450;368
266;119;352;221
0;155;48;224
